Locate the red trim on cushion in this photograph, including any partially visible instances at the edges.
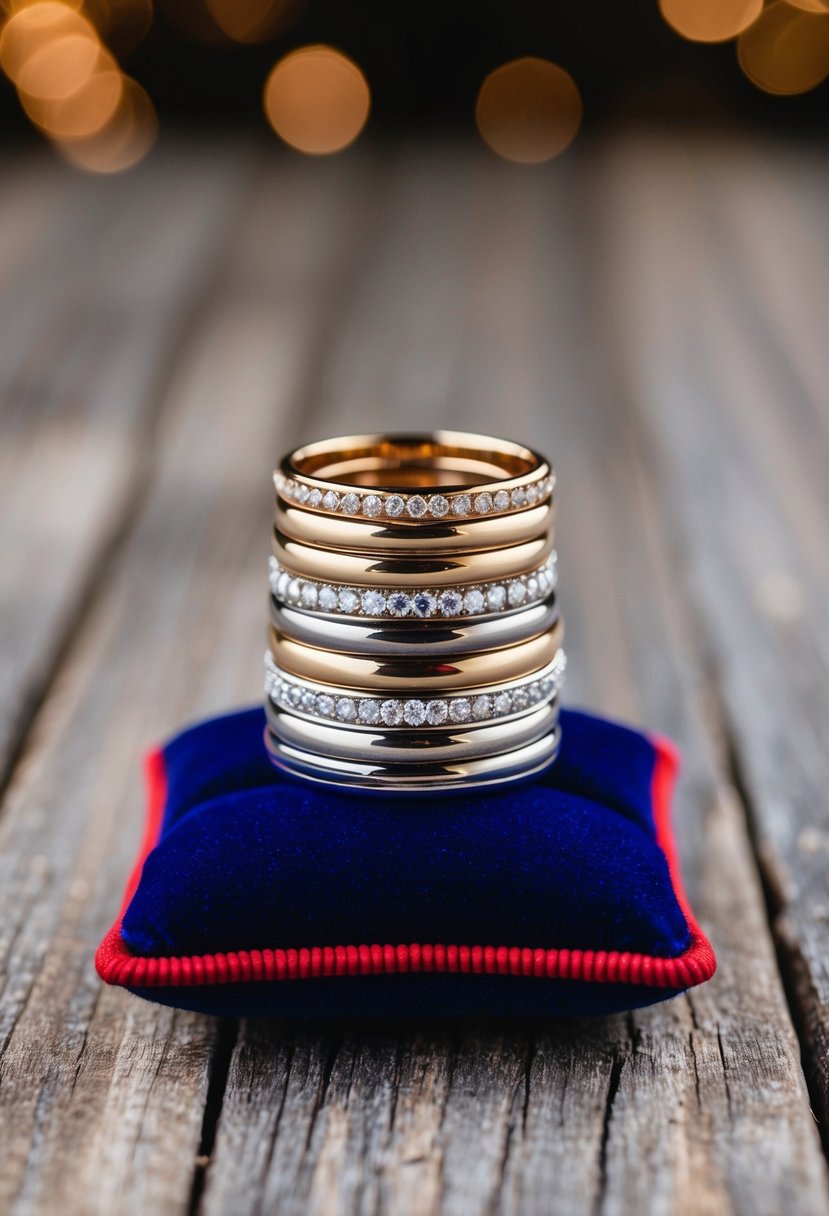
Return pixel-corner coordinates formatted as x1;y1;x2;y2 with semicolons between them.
95;737;716;991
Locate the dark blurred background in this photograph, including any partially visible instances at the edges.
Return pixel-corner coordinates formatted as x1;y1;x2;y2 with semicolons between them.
1;0;828;174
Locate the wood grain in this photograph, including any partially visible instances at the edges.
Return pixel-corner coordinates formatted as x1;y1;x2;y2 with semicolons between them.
198;149;829;1215
0;143;255;781
0;138;828;1215
0;152;372;1215
595;132;829;1155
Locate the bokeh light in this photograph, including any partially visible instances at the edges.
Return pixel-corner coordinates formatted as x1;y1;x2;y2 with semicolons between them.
475;57;582;164
0;3;95;87
263;44;370;155
20;47;121;137
659;0;762;43
738;2;829;94
16;28;99;99
56;74;157;171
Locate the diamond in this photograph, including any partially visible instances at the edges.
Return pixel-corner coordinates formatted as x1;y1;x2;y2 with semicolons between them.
317;694;335;717
512;686;530;711
301;688;317;713
387;591;411;617
358;699;380;724
426;699;449;725
341;492;361;515
404;699;427;726
381;699;404;726
276;571;290;599
511;487;527;508
407;495;428;518
362;494;383;518
452;494;472;516
301;582;319;608
322;490;340;511
429;494;449;517
507;581;526;607
296;483;310;504
474;492;493;514
336;697;357;722
438;589;463;615
318;585;338;611
493;489;510;511
287;578;301;602
449;698;471;723
288;683;302;708
472;694;492;720
463;588;485;615
412;591;437;618
361;589;387;615
282;480;296;499
526;576;539;600
338;587;359;613
526;482;540;505
307;487;323;508
493;691;512;716
386;495;405;517
486;584;506;611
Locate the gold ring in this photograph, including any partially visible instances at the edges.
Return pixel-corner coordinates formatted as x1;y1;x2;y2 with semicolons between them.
268;619;563;691
276;431;553;524
276;499;554;554
272;530;554;587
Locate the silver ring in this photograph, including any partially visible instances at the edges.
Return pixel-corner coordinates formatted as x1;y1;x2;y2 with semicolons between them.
265;723;562;793
266;700;559;764
270;594;559;658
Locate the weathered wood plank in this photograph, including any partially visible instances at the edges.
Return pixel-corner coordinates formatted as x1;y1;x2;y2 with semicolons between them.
0;151;371;1215
0;142;256;780
595;133;829;1157
199;148;829;1215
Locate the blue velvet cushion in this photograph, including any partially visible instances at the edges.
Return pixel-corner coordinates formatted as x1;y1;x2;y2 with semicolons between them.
96;707;715;1019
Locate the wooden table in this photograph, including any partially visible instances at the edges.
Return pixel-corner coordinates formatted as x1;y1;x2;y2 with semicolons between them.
1;132;828;1215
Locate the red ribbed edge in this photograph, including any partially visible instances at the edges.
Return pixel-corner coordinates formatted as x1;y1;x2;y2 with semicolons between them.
95;735;716;991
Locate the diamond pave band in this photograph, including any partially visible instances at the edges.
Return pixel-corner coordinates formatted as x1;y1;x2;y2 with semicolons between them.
265;650;566;730
269;554;557;619
275;473;554;522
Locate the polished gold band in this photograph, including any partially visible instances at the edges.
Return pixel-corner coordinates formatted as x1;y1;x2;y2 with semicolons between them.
276;499;554;553
282;430;549;492
269;618;563;692
272;531;554;587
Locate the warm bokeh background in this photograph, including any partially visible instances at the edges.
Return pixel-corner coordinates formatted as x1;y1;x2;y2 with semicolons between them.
2;0;829;173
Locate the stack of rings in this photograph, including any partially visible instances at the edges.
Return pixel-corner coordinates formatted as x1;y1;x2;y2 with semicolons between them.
264;431;566;792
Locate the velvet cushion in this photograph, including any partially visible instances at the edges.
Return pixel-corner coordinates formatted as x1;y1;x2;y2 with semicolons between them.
96;706;715;1019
